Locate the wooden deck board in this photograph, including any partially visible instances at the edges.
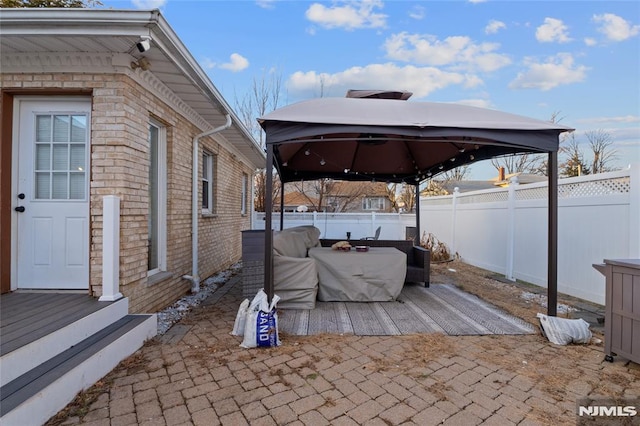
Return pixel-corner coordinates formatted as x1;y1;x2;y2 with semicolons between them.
344;303;388;335
307;302;338;335
278;284;536;336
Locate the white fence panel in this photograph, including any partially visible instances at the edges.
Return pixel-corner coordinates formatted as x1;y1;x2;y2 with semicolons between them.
420;165;637;305
253;211;417;241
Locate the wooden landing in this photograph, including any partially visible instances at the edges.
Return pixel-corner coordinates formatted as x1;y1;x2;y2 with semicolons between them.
0;293;113;356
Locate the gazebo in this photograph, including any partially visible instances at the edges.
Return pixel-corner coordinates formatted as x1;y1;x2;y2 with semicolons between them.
258;90;573;316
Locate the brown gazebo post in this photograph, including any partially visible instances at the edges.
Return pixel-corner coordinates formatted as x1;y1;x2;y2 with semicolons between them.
264;145;274;303
415;183;421;246
547;151;558;316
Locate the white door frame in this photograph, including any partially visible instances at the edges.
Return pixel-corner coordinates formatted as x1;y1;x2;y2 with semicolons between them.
11;96;92;291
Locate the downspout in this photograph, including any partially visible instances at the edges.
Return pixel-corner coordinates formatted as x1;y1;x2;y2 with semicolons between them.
183;114;232;293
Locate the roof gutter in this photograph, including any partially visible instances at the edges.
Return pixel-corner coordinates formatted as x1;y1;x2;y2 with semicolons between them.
183;114;232;293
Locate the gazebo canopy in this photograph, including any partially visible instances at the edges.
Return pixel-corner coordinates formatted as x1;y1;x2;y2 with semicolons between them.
259;92;571;184
258;90;573;316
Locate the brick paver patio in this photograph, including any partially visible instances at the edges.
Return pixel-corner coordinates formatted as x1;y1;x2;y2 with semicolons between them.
52;276;640;425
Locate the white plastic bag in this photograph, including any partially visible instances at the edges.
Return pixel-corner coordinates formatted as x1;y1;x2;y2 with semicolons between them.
230;298;250;336
537;313;592;345
240;290;281;348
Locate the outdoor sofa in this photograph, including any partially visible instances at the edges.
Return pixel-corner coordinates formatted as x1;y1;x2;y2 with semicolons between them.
272;225;321;309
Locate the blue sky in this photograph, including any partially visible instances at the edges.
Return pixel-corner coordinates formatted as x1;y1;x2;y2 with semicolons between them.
101;0;639;179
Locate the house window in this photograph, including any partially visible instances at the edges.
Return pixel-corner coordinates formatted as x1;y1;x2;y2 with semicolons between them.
202;152;215;214
148;120;166;275
362;196;385;210
241;173;248;215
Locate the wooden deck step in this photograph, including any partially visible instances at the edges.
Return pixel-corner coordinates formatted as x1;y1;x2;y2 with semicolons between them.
0;314;156;426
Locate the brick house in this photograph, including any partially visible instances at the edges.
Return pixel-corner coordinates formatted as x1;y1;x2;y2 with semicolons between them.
0;8;265;313
283;180;393;213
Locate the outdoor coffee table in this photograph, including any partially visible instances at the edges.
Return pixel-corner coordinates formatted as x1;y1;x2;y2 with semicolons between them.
308;246;407;302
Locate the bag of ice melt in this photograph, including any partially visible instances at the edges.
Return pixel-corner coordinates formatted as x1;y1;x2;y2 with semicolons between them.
241;290;281;348
230;298;250;336
537;313;592;345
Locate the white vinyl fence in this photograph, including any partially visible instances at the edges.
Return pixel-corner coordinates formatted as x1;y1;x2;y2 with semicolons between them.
420;164;639;305
253;211;417;241
252;164;638;305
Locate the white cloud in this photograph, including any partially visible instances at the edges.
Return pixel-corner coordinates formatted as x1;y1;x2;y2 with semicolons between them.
408;5;425;20
584;37;597;47
256;0;276;9
383;32;511;72
576;115;640;124
200;58;216;70
219;53;250;72
509;53;588;91
201;53;249;72
305;0;387;30
468;0;487;3
485;20;506;34
287;63;477;99
536;17;572;43
131;0;167;9
593;13;640;42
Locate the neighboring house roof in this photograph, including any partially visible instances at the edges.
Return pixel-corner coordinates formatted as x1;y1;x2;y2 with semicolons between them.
0;8;265;169
274;191;319;207
329;181;389;197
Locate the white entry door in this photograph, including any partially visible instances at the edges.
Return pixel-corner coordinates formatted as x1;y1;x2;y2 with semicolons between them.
14;99;91;290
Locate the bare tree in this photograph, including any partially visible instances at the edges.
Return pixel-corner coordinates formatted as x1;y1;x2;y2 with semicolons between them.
490;153;545;176
234;68;282;148
440;165;471;182
291;179;335;212
384;183;400;212
397;183;416;212
559;133;590;177
491;111;567;176
254;171;281;212
421;179;449;197
586;129;618;174
233;69;283;211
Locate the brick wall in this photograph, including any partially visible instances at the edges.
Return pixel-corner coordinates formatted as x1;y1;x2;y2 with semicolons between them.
2;72;253;313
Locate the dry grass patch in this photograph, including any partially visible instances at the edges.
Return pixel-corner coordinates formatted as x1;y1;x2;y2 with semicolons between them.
361;333;456;375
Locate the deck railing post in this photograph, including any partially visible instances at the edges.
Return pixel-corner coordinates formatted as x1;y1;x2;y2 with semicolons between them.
100;195;123;302
505;176;519;281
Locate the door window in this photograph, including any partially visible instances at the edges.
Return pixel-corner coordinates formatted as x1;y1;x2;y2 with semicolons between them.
34;114;87;200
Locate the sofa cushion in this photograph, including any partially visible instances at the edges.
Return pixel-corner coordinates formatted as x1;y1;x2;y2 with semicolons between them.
273;230;308;258
273;226;321;258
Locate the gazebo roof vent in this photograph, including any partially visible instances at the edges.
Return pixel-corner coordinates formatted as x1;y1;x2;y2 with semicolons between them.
346;90;413;100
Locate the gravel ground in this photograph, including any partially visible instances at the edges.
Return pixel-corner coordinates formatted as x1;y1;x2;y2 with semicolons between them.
155;262;242;335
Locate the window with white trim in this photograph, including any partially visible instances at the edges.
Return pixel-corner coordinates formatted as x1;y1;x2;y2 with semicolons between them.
362;196;385;211
202;152;216;214
148;119;167;275
241;173;248;215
